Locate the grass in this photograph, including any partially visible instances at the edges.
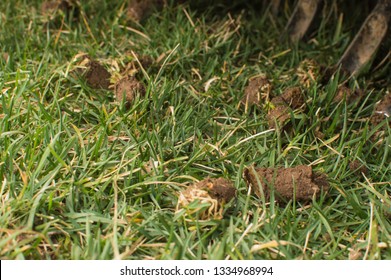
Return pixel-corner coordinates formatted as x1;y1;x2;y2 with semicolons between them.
0;0;390;260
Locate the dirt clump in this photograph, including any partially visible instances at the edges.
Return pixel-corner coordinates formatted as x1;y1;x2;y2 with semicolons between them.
370;93;391;127
127;0;166;22
2;52;9;62
243;165;329;203
349;160;368;175
41;0;79;20
85;61;111;90
201;178;237;202
241;76;271;109
267;87;305;129
114;76;145;106
333;85;364;104
177;178;236;219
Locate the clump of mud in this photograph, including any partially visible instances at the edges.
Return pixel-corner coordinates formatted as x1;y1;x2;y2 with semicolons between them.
267;87;305;129
127;0;166;22
370;93;391;127
2;52;9;62
76;56;111;90
241;76;271;110
71;53;149;107
349;160;368;175
114;76;145;106
243;165;329;203
333;85;364;104
41;0;79;20
177;178;236;219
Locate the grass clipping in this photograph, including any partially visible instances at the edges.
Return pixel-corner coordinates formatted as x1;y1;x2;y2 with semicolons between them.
244;165;329;203
177;178;236;220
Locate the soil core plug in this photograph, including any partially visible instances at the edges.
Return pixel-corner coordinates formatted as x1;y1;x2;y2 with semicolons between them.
177;178;236;220
244;165;329;203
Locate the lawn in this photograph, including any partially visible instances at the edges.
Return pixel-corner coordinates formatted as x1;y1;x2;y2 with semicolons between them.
0;0;390;260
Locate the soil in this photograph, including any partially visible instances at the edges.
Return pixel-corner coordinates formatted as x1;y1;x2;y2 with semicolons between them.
41;0;64;14
333;85;364;104
177;177;236;219
241;76;271;109
370;93;391;127
243;165;329;203
83;60;111;90
127;0;166;22
41;0;79;19
2;52;9;61
114;76;145;106
198;177;237;202
349;160;368;175
267;87;305;129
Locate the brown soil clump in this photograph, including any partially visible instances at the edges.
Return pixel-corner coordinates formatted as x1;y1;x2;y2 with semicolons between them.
83;60;111;90
349;160;368;175
200;178;237;203
41;0;66;14
244;165;329;203
177;178;236;219
370;93;391;127
114;76;145;106
333;85;364;104
41;0;79;20
73;55;111;89
2;52;9;62
127;0;166;22
241;76;271;109
267;87;305;129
